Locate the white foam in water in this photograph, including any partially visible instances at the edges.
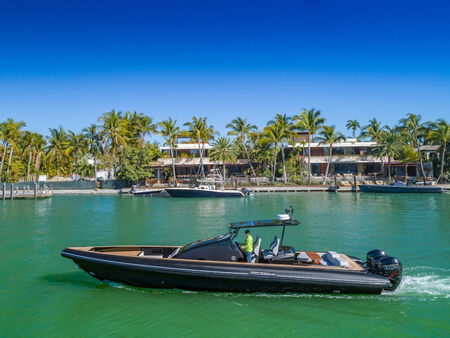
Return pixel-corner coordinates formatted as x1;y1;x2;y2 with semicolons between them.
394;267;450;298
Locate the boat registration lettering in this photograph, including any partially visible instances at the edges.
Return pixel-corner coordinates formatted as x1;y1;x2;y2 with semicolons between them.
249;271;277;277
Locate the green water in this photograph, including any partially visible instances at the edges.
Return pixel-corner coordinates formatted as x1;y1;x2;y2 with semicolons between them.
1;193;449;337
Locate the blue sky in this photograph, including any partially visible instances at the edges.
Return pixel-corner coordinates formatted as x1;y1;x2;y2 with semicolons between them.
1;0;449;139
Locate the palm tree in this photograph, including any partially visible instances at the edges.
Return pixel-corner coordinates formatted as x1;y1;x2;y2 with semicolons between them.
427;119;449;182
126;111;156;148
99;110;127;178
46;126;68;179
0;122;7;180
33;135;46;181
346;120;361;138
83;124;102;179
159;118;180;186
66;131;87;179
184;117;215;178
399;114;427;177
317;126;346;183
267;114;295;183
226;117;258;184
1;119;26;182
209;137;237;184
374;131;402;182
261;123;283;182
361;118;386;174
22;132;43;181
294;108;325;184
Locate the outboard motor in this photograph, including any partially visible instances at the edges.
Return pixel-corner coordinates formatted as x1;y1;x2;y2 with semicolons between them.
241;188;252;196
366;249;403;291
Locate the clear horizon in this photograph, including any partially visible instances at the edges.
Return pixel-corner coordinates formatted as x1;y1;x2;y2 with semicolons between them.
1;0;449;138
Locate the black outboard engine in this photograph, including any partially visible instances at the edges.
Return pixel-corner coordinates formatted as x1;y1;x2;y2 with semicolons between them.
241;188;251;196
366;249;403;291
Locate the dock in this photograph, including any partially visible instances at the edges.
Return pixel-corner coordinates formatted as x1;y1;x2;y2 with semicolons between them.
248;186;354;193
1;183;53;200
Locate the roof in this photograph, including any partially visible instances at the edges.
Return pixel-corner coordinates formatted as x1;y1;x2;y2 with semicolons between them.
160;143;212;151
289;141;377;148
229;219;300;230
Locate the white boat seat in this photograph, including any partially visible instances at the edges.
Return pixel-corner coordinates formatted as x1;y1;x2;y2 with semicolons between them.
251;237;262;263
296;252;312;263
325;251;349;267
168;248;180;258
262;236;280;261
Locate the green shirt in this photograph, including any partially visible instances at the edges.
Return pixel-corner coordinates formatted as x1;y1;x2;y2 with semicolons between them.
241;234;253;253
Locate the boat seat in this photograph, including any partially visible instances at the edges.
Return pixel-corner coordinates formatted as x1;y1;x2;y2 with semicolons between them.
168;248;180;259
251;237;262;263
324;251;349;267
262;236;280;261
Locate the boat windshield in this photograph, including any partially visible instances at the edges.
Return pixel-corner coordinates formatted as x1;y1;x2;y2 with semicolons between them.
177;233;233;254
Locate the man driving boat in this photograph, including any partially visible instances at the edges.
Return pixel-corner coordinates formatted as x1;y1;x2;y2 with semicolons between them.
241;230;253;263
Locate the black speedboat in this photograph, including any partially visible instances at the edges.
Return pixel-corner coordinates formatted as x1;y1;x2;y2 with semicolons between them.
61;208;402;294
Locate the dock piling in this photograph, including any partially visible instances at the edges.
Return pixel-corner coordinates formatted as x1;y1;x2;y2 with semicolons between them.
10;183;14;200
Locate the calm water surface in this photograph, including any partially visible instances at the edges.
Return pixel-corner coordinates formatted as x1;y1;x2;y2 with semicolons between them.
0;193;449;336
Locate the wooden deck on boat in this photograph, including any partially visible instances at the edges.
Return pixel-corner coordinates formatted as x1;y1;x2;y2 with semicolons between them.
68;246;364;271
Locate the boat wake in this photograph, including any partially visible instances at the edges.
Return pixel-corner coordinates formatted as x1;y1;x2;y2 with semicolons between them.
393;266;450;299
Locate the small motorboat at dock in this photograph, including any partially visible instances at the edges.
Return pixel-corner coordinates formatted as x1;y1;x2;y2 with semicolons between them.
165;169;251;198
130;185;164;196
61;207;403;294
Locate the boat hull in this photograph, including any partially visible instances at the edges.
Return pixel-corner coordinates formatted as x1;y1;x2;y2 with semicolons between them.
165;188;244;198
359;184;442;193
62;248;391;294
132;189;163;196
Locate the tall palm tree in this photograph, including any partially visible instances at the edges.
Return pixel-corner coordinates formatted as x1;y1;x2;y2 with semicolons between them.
0;122;7;180
261;123;283;182
374;131;402;182
22;132;43;181
209;137;237;184
317;126;346;183
346;119;361;138
66;131;87;179
226;117;258;184
46;126;68;179
184;117;215;178
294;108;325;184
99;110;127;178
267;114;295;183
125;111;156;147
427;119;449;182
399;114;427;177
33;135;46;181
83;124;102;179
159;118;181;186
361;118;386;175
2;119;26;182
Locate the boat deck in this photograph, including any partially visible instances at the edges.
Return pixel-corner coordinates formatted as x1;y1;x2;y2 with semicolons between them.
68;246;364;271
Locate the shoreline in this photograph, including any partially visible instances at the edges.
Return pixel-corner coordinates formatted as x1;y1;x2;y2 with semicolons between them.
45;184;450;195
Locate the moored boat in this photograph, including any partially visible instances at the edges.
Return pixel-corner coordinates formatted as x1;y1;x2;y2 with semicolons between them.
61;208;403;294
165;169;250;198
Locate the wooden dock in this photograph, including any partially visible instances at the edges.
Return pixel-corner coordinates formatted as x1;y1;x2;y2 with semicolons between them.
248;186;354;193
1;183;53;200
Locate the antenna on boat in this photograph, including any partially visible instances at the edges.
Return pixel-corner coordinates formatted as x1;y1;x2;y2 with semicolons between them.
285;205;294;219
